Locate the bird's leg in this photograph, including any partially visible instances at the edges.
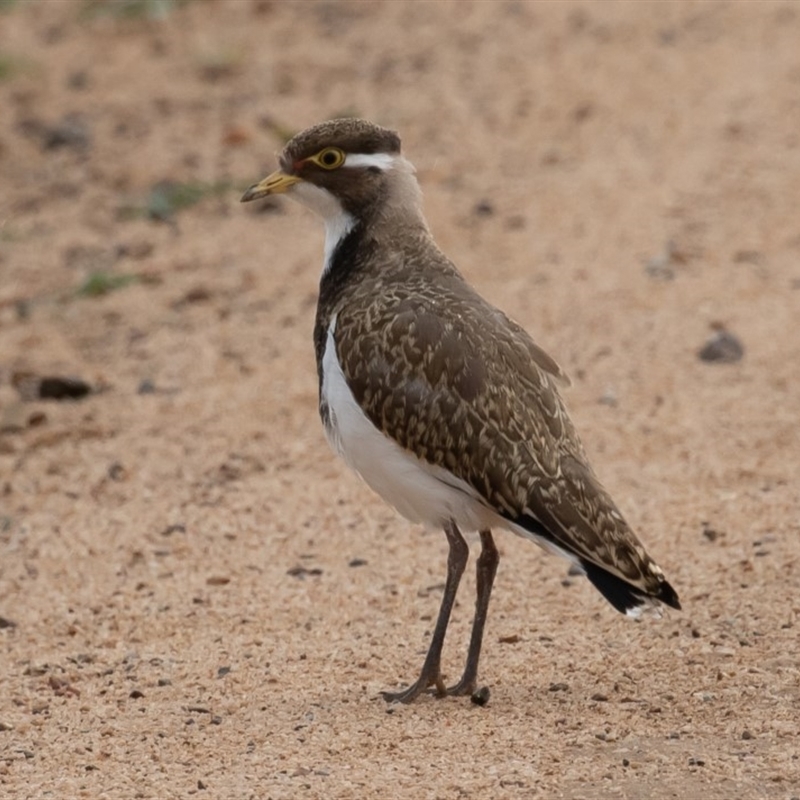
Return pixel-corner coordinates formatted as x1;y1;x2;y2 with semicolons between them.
446;529;498;696
382;520;469;703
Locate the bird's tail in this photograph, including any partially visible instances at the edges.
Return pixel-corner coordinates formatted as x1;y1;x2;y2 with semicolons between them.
504;508;681;618
580;558;681;618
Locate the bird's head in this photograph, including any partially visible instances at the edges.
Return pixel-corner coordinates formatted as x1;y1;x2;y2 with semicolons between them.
241;118;422;226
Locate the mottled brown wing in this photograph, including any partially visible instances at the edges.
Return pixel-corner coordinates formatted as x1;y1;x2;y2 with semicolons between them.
332;269;659;584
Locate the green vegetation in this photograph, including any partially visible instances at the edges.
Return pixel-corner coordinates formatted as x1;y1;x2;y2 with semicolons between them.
81;0;186;21
118;180;235;222
145;181;210;219
0;222;24;242
77;271;138;298
0;55;13;81
0;52;27;81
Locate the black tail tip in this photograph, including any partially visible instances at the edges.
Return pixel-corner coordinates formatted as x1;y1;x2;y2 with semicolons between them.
657;578;681;611
581;559;681;615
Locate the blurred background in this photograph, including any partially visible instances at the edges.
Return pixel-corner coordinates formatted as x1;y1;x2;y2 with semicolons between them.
1;2;799;798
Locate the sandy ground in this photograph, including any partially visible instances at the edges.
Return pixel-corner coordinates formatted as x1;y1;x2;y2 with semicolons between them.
1;1;800;798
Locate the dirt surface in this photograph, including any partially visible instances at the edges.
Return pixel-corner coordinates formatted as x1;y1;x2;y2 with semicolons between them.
2;1;800;798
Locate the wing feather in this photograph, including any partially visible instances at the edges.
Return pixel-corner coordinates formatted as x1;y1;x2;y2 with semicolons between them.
332;265;670;601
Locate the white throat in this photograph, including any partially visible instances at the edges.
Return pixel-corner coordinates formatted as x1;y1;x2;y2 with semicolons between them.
290;181;355;275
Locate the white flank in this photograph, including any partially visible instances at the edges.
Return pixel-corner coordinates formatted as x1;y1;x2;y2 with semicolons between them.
343;152;397;171
290;181;355;275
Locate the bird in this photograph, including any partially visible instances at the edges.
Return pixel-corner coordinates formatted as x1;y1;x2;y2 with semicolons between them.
241;118;680;703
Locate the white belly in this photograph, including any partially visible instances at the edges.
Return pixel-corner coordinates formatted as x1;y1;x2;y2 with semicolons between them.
320;318;498;532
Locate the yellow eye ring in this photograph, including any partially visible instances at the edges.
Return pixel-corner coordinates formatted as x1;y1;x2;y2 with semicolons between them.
313;147;345;170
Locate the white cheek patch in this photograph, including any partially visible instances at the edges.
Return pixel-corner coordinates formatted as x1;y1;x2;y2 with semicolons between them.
343;152;396;171
291;181;343;219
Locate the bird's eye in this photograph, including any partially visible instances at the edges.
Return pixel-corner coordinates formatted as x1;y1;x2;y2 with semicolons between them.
315;147;345;170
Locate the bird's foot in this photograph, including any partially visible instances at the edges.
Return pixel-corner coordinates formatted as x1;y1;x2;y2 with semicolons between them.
445;672;491;705
382;678;488;704
442;676;477;697
383;671;487;703
381;669;447;704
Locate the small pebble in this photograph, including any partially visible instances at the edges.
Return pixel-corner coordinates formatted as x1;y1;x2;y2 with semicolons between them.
25;410;47;428
287;566;323;578
598;388;618;407
12;374;91;401
698;328;744;363
470;686;490;706
43;113;91;151
702;524;720;542
108;462;126;481
644;240;686;280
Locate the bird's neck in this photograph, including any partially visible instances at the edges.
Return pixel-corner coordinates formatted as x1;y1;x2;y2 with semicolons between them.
315;162;453;318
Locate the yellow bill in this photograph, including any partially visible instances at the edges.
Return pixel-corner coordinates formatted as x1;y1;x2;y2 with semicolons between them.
240;170;301;203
